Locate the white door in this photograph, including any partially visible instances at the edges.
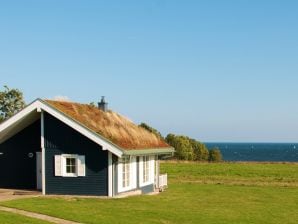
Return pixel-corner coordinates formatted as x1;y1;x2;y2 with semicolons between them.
36;152;42;190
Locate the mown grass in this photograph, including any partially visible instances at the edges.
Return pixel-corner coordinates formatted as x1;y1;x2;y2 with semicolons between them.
0;210;50;224
1;162;298;224
162;161;298;186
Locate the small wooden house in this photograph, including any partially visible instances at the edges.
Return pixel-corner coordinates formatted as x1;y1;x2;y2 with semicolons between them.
0;98;174;197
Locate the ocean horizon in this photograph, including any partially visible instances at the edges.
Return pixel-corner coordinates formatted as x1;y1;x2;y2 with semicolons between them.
205;142;298;162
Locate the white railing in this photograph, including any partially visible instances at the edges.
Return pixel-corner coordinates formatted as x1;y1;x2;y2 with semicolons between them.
158;174;168;190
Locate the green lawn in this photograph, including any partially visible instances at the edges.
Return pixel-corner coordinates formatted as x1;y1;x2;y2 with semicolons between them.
162;162;298;186
1;162;298;224
0;210;50;224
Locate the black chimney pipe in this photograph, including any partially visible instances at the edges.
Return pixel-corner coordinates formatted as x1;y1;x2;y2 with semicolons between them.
98;96;108;112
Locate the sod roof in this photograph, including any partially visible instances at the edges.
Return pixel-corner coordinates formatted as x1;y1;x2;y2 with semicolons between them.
45;100;170;150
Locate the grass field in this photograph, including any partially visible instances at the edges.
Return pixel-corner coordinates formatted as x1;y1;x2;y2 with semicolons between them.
162;161;298;186
1;162;297;224
0;210;50;224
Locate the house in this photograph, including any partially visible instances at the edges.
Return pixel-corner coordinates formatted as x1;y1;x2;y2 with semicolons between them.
0;97;174;197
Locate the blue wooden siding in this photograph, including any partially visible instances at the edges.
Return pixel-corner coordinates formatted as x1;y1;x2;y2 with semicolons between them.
44;113;108;196
0;120;40;189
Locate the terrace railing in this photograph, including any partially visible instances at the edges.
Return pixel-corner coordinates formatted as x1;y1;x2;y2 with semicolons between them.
158;173;168;191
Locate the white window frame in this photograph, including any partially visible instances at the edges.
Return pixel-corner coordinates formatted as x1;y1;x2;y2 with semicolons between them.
122;157;130;188
62;154;78;177
143;156;150;183
139;155;155;187
118;156;136;193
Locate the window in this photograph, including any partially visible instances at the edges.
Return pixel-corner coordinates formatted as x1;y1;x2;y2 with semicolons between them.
122;157;130;188
66;157;76;174
143;156;150;183
55;154;86;177
118;156;136;193
139;156;155;187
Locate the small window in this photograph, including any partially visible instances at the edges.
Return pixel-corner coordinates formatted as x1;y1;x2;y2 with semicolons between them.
143;156;150;183
139;155;154;187
55;154;86;177
122;157;130;188
118;156;137;193
66;157;76;174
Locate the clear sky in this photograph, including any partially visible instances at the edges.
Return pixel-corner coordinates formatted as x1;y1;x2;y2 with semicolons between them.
1;1;298;142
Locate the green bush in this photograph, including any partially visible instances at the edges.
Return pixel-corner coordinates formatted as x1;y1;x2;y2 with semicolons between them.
166;134;195;160
208;147;223;162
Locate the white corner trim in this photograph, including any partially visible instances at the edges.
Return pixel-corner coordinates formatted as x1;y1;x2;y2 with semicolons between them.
108;152;113;197
0;99;123;157
41;111;46;195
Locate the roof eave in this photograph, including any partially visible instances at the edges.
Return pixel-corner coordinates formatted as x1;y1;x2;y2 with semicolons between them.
123;147;175;156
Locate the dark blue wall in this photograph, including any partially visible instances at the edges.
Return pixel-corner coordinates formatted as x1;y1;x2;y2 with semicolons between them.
0;120;40;189
44;113;108;196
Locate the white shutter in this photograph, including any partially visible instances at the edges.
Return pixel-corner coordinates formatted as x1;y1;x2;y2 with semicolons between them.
54;155;62;176
77;155;86;177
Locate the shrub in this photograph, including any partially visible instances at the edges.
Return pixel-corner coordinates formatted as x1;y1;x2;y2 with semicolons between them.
208;147;223;162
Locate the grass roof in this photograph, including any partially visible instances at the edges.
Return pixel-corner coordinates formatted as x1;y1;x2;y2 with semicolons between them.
45;100;169;150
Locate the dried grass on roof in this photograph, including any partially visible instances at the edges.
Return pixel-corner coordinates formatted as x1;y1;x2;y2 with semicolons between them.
45;100;169;150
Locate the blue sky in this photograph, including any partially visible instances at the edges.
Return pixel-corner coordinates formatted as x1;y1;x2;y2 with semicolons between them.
1;0;298;142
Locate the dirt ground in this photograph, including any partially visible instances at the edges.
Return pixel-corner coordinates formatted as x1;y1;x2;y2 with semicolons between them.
0;189;40;202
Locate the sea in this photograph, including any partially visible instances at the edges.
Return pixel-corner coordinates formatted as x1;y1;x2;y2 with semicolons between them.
205;143;298;162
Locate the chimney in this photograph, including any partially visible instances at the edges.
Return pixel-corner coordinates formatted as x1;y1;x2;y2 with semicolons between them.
98;96;108;112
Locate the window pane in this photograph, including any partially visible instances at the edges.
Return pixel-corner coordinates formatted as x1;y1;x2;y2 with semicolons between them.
66;157;76;174
122;157;130;188
143;156;150;183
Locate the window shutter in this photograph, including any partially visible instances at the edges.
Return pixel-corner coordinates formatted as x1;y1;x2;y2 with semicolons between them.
77;155;86;177
54;155;62;176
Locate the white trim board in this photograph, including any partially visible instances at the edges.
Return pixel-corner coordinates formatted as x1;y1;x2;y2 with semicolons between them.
41;111;46;195
108;152;113;197
0;99;123;157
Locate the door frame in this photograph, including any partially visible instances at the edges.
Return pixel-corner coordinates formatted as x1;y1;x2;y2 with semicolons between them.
36;152;42;190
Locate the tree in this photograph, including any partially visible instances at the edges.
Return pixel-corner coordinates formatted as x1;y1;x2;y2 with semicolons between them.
190;139;209;161
139;122;164;139
208;147;223;162
166;134;195;160
0;86;25;121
